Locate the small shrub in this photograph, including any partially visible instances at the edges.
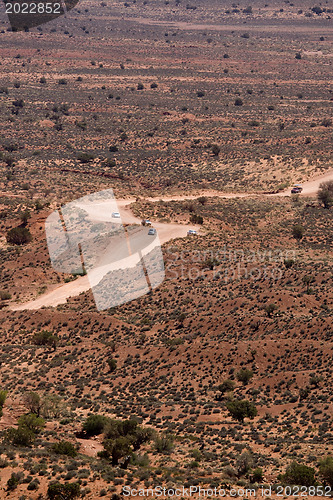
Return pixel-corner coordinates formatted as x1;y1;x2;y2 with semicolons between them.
292;224;305;240
27;478;40;490
47;481;81;499
5;426;35;446
284;259;294;269
12;99;24;107
31;331;58;348
107;358;117;372
236;368;253;385
248;119;260;127
190;214;203;224
154;433;174;454
52;440;77;457
6;227;32;245
77;152;95;163
251;467;263;483
265;303;278;317
217;379;235;394
18;413;45;434
211;144;220;156
319;456;333;488
321;118;332;127
82;414;109;436
7;472;21;491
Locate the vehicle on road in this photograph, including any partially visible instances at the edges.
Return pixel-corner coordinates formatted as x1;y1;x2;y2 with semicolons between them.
187;229;197;235
111;212;121;218
148;228;157;236
291;184;303;194
141;219;152;226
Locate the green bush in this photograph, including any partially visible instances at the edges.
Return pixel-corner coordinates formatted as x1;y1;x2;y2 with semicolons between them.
190;214;203;224
99;417;153;464
52;440;77;457
31;330;58;348
0;390;7;408
280;461;316;486
5;426;35;446
154;433;174;454
236;368;253;385
18;413;45;434
319;456;333;487
103;436;132;465
217;379;235;394
251;467;263;483
47;481;80;499
83;414;109;436
318;180;333;209
226;399;257;423
27;478;40;490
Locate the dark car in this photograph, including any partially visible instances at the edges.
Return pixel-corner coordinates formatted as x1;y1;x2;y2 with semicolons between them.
291;186;303;194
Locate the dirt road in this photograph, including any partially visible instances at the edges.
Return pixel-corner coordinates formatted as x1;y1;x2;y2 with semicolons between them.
10;169;333;311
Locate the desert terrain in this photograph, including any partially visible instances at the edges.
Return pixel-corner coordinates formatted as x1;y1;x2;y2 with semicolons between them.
0;0;332;498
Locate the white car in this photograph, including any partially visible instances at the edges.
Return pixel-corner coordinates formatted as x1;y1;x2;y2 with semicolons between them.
111;212;121;218
187;229;197;235
148;228;157;236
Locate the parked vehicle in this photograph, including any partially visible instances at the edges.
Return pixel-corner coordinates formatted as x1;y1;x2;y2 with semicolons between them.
187;229;197;235
141;219;152;226
148;228;157;236
111;211;121;218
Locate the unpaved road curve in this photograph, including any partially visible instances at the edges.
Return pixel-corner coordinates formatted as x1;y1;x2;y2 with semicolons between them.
10;169;333;311
11;200;201;311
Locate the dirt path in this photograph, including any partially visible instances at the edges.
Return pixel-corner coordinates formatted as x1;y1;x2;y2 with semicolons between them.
10;169;333;311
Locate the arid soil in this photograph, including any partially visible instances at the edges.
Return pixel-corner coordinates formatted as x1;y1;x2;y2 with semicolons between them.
0;0;332;498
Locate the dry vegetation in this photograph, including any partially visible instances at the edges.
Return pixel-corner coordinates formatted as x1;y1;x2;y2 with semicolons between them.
0;0;332;498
